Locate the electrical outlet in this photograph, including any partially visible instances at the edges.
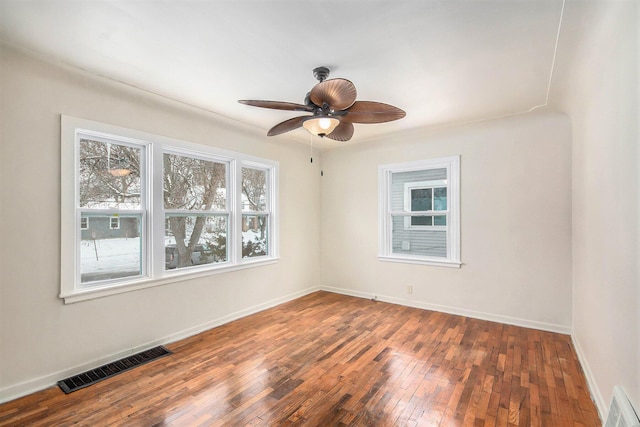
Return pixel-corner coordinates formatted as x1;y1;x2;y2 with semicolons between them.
407;285;413;294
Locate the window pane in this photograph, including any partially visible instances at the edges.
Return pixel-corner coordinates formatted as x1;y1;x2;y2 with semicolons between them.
79;139;142;209
411;216;432;226
80;214;142;283
165;215;227;269
434;215;447;226
392;215;447;258
242;215;268;258
434;187;447;210
242;167;268;212
411;188;432;212
392;168;447;211
163;154;226;210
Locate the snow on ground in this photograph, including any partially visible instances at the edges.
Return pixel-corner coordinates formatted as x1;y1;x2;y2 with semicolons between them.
80;231;266;282
80;237;141;281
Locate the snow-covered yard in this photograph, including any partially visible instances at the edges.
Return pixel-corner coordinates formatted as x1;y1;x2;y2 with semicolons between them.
80;230;267;282
80;237;141;282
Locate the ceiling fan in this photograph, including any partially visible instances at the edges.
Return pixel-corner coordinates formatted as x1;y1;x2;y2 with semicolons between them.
238;67;406;142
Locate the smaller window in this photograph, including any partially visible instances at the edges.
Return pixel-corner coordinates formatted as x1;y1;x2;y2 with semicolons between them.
109;216;120;230
241;166;270;259
379;156;460;267
80;217;89;230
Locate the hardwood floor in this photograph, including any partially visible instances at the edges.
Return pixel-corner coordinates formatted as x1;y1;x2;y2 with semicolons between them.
0;291;600;426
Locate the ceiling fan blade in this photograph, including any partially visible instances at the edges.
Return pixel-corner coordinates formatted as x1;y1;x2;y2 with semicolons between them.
267;116;307;136
341;101;406;124
310;78;357;110
239;100;313;112
325;121;354;142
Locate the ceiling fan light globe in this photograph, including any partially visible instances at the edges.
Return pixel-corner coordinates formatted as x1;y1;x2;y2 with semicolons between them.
319;118;333;130
303;117;340;136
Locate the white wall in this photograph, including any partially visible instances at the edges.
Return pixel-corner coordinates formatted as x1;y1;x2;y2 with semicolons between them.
2;3;637;418
0;44;321;401
320;111;573;332
551;0;639;417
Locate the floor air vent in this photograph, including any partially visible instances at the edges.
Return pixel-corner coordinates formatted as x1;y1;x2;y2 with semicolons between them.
605;386;640;427
57;345;172;394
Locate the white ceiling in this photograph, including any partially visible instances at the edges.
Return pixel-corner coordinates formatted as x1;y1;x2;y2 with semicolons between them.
0;0;566;145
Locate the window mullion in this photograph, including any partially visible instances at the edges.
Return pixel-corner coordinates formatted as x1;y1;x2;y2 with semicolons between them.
164;209;230;216
390;210;449;216
79;208;146;215
233;160;242;264
151;143;164;278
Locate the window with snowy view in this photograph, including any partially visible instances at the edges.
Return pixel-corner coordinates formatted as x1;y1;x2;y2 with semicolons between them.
61;116;278;302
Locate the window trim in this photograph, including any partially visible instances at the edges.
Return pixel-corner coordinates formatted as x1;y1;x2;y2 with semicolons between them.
61;115;279;304
378;156;461;268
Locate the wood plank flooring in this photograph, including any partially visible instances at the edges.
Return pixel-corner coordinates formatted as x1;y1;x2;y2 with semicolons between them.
0;291;601;426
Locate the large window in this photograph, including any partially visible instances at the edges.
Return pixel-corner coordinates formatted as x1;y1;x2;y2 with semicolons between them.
78;137;145;284
163;152;228;270
61;116;278;303
379;156;460;267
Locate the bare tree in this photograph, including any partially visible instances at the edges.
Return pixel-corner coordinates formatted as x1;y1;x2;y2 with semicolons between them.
164;154;226;268
241;168;268;252
79;139;141;208
241;168;266;211
79;141;268;266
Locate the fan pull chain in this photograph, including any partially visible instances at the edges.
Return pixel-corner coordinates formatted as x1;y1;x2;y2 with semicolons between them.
318;141;323;177
309;134;323;176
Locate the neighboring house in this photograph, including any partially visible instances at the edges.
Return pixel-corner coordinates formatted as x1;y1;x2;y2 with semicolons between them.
80;216;140;240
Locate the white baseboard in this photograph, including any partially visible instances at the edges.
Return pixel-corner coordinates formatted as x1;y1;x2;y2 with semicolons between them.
320;285;572;335
0;286;320;404
571;334;606;422
0;285;579;405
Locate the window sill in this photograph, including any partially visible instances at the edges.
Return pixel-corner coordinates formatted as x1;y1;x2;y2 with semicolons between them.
378;255;461;268
59;257;279;304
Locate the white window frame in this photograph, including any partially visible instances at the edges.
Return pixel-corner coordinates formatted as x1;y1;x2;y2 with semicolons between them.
240;163;272;261
75;134;149;287
403;179;448;230
61;116;279;304
378;156;461;268
109;216;120;230
161;148;232;272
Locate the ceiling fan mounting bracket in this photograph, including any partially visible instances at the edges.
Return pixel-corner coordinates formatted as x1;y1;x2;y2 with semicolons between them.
312;66;330;82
